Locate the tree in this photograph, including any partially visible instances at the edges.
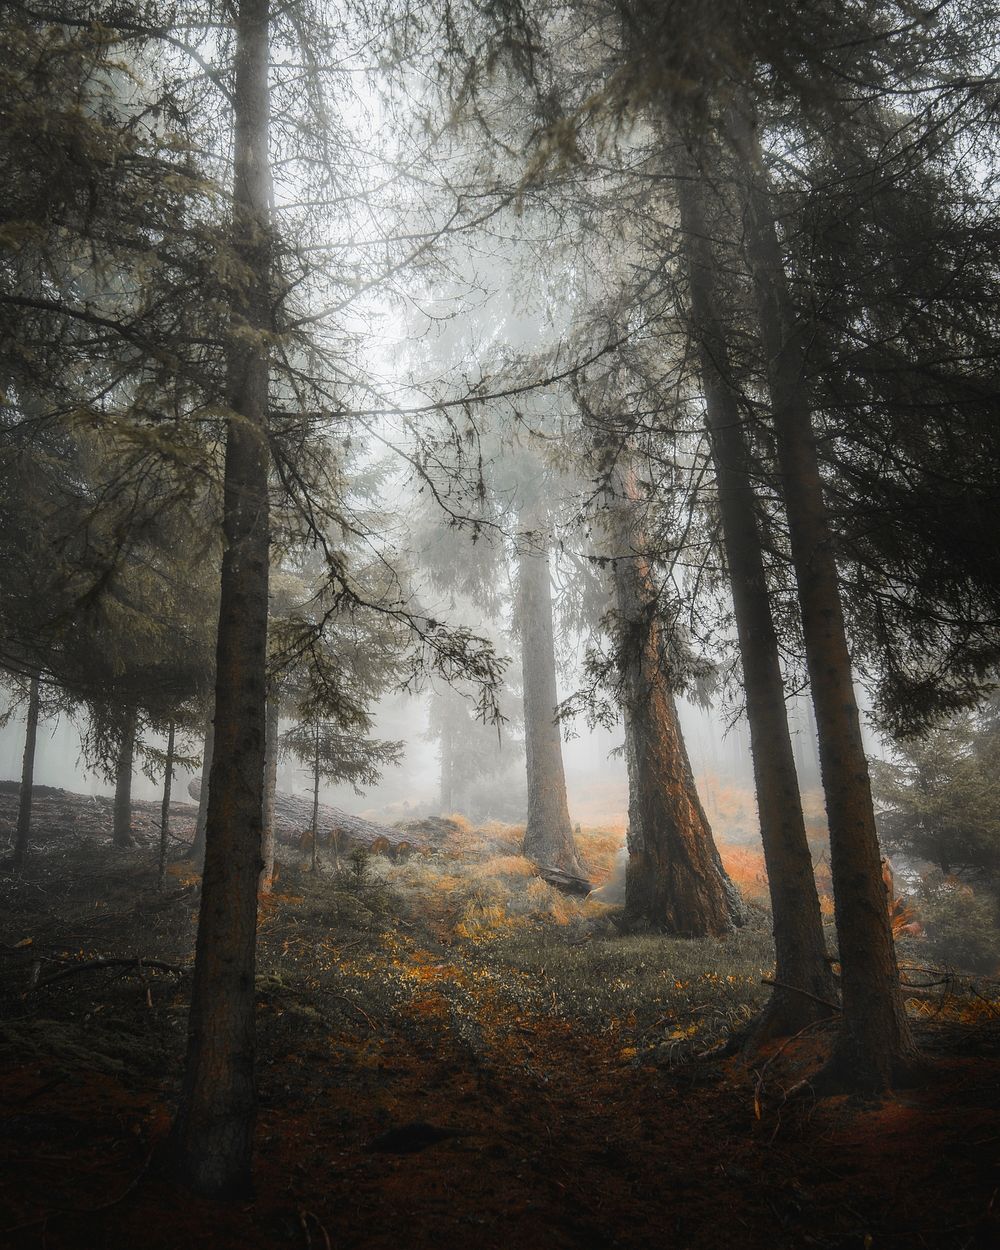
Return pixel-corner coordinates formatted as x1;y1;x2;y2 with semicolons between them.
872;710;1000;883
604;460;743;934
517;515;587;880
406;421;584;872
281;718;402;870
462;0;984;1065
112;706;139;848
169;0;273;1197
1;0;520;1199
725;106;918;1089
157;720;177;891
673;145;835;1030
10;673;41;872
427;682;521;819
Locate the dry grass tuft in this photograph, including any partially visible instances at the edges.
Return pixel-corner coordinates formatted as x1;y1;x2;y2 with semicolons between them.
472;854;536;880
576;826;625;884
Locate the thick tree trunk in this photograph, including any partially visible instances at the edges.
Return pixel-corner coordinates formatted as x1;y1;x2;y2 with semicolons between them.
604;468;741;936
517;533;585;879
112;707;137;848
676;156;835;1032
158;721;175;892
188;716;214;866
170;0;273;1197
728;109;917;1088
12;674;40;871
259;689;278;894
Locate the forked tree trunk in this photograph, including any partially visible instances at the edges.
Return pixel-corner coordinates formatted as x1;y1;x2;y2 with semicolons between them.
260;690;278;894
113;707;137;848
517;533;585;879
12;674;40;871
728;108;917;1089
158;721;175;892
676;154;835;1034
169;0;273;1197
188;716;214;866
604;466;742;936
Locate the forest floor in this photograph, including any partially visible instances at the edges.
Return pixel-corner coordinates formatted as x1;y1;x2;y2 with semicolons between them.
0;789;998;1249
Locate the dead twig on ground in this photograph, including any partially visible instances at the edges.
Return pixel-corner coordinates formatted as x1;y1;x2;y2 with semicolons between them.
750;1016;833;1130
299;1208;333;1250
317;989;379;1030
760;978;841;1013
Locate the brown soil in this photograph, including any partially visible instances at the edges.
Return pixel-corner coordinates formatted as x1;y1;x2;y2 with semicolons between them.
1;791;997;1249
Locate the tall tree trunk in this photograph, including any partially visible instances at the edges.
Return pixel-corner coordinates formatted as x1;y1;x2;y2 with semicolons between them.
169;0;273;1196
310;724;320;873
517;533;585;878
113;707;137;848
158;721;175;892
12;674;40;872
260;688;278;894
728;109;917;1089
676;154;835;1033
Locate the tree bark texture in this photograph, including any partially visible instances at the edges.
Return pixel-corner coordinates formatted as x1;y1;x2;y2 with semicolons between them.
728;109;917;1087
112;707;137;848
170;0;273;1196
605;467;742;936
517;535;585;878
259;689;278;894
158;721;175;892
188;715;213;866
676;154;835;1030
12;674;40;871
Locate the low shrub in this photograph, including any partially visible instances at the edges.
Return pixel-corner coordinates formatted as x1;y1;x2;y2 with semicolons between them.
915;879;1000;976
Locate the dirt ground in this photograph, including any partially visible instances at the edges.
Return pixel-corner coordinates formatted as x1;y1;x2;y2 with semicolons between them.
0;789;998;1250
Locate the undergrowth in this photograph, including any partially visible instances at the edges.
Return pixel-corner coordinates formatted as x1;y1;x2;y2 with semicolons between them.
2;794;998;1093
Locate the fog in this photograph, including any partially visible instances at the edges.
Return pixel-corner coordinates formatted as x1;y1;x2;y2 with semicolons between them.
0;672;825;840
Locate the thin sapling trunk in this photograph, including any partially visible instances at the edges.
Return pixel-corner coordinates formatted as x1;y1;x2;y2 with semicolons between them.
158;721;175;892
12;674;40;872
260;690;278;894
310;723;320;872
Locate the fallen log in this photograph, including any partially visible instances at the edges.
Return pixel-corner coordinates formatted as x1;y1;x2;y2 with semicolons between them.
536;864;593;896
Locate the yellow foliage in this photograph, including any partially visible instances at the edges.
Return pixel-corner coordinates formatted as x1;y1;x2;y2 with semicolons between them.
473;855;535;880
718;843;770;905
